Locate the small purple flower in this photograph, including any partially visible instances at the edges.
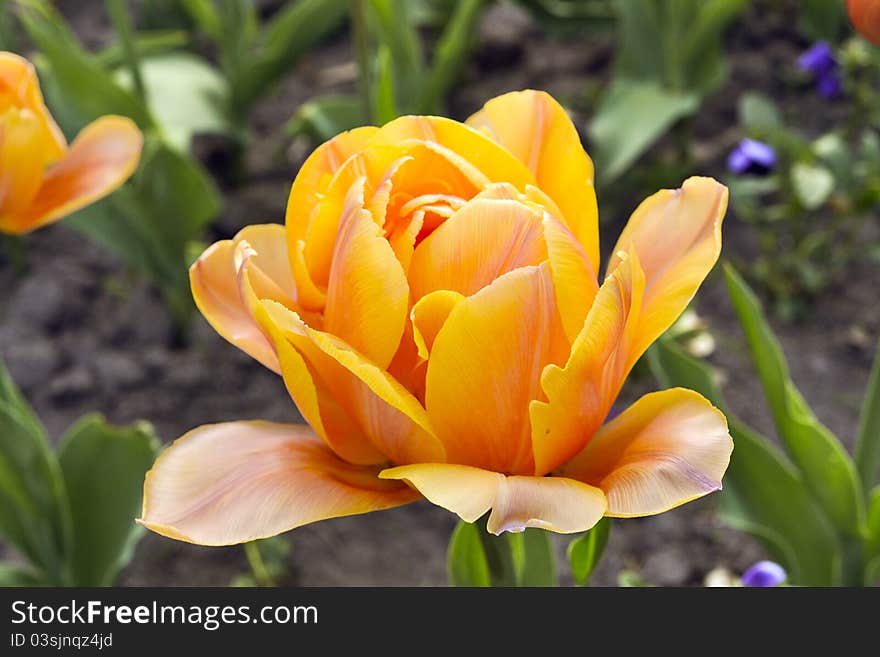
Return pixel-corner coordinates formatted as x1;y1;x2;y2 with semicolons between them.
816;71;843;99
798;42;837;76
741;561;787;587
798;42;843;100
727;138;777;176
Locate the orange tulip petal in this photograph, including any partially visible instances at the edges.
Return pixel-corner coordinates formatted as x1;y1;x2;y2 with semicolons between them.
17;115;142;232
374;114;536;191
408;197;548;300
410;290;465;360
530;177;726;476
488;474;607;534
254;300;386;465
260;300;445;466
0;108;50;229
324;183;409;369
559;388;732;517
191;224;303;374
467;90;599;271
285;126;379;244
607;176;727;357
0;52;66;158
425;263;568;474
530;250;646;476
380;463;606;534
139;421;418;545
542;213;599;344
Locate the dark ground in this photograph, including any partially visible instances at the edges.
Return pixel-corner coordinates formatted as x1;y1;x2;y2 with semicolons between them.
0;2;876;586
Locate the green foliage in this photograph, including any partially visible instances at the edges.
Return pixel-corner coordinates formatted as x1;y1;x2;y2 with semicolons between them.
0;359;158;586
292;0;488;145
182;0;348;128
57;416;159;586
17;0;222;326
729;84;880;316
648;265;878;586
447;520;492;586
512;0;615;35
589;0;745;183
448;518;561;587
567;517;610;586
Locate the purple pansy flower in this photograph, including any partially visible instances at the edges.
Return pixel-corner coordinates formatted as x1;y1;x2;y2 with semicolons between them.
727;138;777;176
798;42;837;75
741;561;787;587
798;42;843;99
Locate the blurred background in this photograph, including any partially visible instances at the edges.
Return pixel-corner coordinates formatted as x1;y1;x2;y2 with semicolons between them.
0;0;878;586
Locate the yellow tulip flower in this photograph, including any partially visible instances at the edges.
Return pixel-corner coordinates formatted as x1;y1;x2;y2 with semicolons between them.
0;52;142;234
140;90;732;544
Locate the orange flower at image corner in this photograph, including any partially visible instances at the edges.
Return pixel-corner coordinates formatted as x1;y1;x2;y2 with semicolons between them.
848;0;880;44
0;52;142;234
139;90;733;544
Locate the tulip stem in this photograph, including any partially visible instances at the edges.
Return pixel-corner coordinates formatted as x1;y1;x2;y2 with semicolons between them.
106;0;146;104
244;540;275;587
476;516;519;587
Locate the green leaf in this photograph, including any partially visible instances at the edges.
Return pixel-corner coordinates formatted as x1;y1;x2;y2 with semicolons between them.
647;338;839;585
867;487;880;561
737;92;781;131
230;0;348;119
115;53;229;152
419;0;487;114
373;45;399;125
856;340;880;496
0;362;71;585
567;517;610;586
19;0;153;129
799;0;848;42
368;0;424;106
512;529;558;586
57;415;159;586
95;30;190;69
724;264;864;538
447;520;490;586
286;95;365;143
0;563;45;587
790;162;835;210
589;79;699;183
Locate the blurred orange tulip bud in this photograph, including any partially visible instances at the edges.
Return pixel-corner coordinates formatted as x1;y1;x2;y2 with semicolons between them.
140;90;732;545
0;52;142;234
847;0;880;45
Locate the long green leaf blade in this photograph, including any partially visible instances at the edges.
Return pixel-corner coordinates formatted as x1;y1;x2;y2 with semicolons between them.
58;415;158;586
856;339;880;496
567;517;610;586
724;264;864;538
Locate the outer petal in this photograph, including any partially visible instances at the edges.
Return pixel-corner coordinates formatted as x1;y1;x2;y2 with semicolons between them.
373;114;536;191
259;300;446;466
190;224;299;374
139;421;418;546
558;388;732;517
408;197;548;300
0;52;66;158
0;108;52;229
467;90;599;272
607;176;727;357
14;116;142;232
285;126;378;244
530;178;727;475
425;264;568;474
380;463;606;535
324;185;409;369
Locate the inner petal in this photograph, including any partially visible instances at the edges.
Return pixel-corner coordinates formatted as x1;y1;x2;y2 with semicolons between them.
408;197;548;301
